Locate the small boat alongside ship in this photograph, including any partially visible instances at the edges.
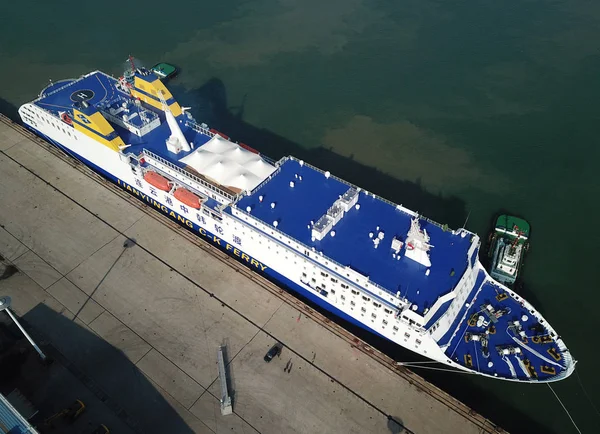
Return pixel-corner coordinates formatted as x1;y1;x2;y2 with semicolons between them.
150;62;178;80
487;215;530;288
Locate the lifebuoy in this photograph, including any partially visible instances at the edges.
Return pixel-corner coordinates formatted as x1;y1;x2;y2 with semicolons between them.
407;242;415;250
60;112;73;125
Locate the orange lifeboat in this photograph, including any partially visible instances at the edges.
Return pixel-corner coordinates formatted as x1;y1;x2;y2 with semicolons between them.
143;171;170;192
174;188;201;209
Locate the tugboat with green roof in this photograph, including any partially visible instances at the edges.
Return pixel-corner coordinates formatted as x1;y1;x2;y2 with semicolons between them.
487;215;530;288
151;62;178;80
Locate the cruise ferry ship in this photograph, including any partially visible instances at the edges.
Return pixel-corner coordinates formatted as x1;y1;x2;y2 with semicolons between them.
18;61;575;382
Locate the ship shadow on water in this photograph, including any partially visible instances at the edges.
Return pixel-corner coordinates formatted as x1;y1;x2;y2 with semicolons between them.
170;79;553;434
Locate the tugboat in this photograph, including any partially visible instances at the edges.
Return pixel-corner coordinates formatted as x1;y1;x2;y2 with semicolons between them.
150;62;178;80
487;214;530;288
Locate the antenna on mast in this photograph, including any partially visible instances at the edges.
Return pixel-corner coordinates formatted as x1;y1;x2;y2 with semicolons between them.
462;210;471;229
128;55;136;73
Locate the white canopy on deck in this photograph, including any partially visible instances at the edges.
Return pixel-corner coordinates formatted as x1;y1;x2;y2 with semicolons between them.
179;135;276;191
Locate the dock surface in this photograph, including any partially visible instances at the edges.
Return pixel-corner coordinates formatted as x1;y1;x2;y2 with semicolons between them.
0;115;505;434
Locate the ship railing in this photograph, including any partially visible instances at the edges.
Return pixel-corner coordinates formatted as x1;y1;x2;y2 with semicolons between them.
185;120;280;167
244;156;293;197
231;204;396;299
185;120;215;138
36;106;59;118
245;165;283;197
141;149;236;202
36;78;78;100
148;164;209;202
285;156;451;232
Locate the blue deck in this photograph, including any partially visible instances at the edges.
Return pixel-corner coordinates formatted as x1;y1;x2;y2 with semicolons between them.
36;72;118;114
444;277;568;380
24;67;573;381
236;159;472;313
112;116;212;162
34;71;213;165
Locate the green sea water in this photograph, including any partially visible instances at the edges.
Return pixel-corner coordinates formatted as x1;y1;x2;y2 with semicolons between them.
1;0;599;432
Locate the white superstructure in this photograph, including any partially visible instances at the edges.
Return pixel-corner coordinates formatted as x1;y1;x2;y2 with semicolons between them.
17;68;575;382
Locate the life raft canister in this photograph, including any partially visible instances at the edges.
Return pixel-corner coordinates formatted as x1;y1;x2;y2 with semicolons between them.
239;142;259;154
174;188;201;209
60;112;73;125
209;128;230;140
143;171;170;192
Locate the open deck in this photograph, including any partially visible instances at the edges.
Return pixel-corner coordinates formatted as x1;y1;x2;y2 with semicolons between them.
441;272;570;381
34;71;214;164
236;158;473;314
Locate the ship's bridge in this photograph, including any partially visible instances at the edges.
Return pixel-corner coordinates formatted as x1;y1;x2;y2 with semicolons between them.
234;158;474;315
32;71;277;197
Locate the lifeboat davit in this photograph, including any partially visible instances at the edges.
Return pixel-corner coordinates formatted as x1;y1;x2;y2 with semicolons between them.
174;188;202;209
143;171;170;192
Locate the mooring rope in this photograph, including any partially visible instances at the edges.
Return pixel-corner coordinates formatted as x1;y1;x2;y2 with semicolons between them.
547;383;582;434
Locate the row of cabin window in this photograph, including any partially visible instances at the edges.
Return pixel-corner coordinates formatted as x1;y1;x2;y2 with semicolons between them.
300;264;419;336
308;269;423;330
241;216;391;299
304;271;396;316
40;115;76;139
234;217;403;314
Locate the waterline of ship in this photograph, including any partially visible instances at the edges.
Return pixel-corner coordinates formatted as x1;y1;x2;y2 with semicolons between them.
17;64;575;382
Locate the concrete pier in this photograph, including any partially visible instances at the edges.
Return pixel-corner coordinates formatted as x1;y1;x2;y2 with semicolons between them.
0;114;505;434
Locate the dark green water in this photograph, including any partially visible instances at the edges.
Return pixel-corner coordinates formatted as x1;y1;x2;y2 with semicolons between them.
1;1;599;432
